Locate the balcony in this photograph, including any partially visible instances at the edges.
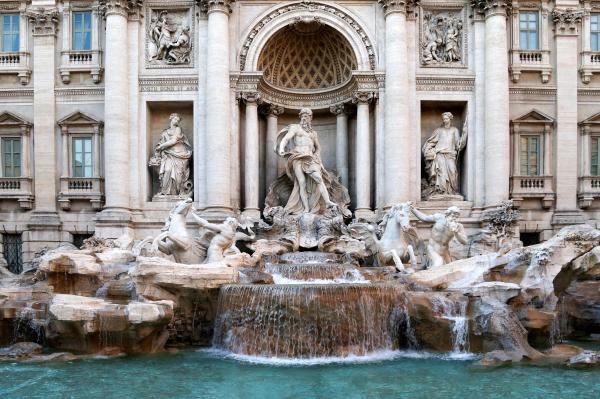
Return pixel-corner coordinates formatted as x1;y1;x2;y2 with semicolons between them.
0;177;33;209
509;49;552;83
59;50;102;84
58;177;104;210
580;51;600;84
578;176;600;208
0;52;31;85
510;175;555;209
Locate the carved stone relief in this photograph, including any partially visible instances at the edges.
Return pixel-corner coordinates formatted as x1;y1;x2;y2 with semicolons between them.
420;9;464;67
146;8;193;67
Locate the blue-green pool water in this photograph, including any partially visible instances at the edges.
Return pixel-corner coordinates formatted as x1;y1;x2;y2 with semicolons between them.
1;349;599;399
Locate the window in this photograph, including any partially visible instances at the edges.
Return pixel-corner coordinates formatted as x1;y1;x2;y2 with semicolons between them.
3;233;22;274
72;11;92;51
520;135;541;176
519;12;539;50
1;137;21;177
0;14;19;52
592;14;600;52
72;137;92;177
592;136;600;176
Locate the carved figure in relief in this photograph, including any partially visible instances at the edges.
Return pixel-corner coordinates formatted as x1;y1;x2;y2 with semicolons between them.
148;10;191;65
421;11;463;65
149;113;193;197
410;205;468;268
276;108;337;215
422;112;467;198
191;213;256;263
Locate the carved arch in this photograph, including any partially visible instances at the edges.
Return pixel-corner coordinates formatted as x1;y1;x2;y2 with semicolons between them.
238;1;377;72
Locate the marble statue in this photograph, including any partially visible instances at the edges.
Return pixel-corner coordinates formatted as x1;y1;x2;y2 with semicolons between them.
149;198;202;264
422;112;467;199
191;213;256;263
148;10;192;65
410;204;468;267
421;11;463;65
350;202;421;271
149;113;193;197
276;108;338;215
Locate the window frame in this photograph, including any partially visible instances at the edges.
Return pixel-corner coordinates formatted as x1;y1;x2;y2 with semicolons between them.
519;11;540;50
519;134;542;176
0;14;19;53
71;10;92;51
591;135;600;176
1;136;21;178
592;13;600;52
71;135;93;178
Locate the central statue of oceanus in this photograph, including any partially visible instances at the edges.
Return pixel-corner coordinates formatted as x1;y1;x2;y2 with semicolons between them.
269;108;350;217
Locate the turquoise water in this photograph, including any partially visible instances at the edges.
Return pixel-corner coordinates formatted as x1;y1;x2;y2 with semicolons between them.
1;349;599;399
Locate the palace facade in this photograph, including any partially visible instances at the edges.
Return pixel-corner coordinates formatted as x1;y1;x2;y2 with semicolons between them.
0;0;599;268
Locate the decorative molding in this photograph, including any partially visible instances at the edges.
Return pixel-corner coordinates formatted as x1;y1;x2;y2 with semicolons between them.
55;87;105;97
139;77;198;92
199;0;234;14
470;0;512;17
261;104;284;117
415;76;474;91
0;88;33;97
552;8;584;34
378;0;420;16
329;103;351;115
0;2;20;11
99;0;143;18
240;91;261;104
25;7;59;36
239;1;377;71
509;87;556;96
352;91;374;104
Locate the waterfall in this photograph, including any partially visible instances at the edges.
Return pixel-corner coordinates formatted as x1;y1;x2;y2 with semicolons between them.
212;284;407;358
265;263;367;283
435;297;470;354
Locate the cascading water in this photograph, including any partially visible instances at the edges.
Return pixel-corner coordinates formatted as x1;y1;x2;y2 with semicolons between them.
212;283;407;358
435;297;470;354
265;263;369;285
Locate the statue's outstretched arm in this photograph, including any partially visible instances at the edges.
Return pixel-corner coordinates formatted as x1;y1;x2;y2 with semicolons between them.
455;224;469;245
411;207;436;223
278;128;295;155
191;212;222;233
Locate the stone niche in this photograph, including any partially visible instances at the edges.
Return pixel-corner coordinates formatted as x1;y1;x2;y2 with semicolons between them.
420;101;468;200
146;101;194;200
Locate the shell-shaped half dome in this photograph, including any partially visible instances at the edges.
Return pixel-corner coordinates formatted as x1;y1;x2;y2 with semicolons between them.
258;22;358;91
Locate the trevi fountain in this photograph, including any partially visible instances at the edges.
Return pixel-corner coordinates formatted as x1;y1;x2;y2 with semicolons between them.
1;0;600;398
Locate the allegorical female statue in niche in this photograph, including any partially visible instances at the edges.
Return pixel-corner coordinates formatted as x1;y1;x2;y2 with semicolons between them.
149;113;193;197
422;112;467;199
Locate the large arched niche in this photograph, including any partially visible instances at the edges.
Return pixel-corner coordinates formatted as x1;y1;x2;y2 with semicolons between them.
239;1;376;73
258;23;358;91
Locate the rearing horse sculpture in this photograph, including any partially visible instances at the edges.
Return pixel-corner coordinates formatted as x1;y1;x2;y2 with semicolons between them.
350;202;423;271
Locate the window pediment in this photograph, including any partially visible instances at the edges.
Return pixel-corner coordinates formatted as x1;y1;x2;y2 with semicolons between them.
57;111;103;131
0;111;31;128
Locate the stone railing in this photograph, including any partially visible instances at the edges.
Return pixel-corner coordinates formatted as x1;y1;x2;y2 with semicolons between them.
58;176;104;210
0;51;31;85
510;175;555;209
0;177;33;209
580;51;600;84
578;176;600;208
59;49;102;84
509;49;552;83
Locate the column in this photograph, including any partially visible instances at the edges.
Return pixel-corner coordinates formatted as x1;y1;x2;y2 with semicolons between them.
25;6;61;260
196;14;208;208
205;0;233;214
353;92;373;218
380;1;413;206
330;104;350;188
473;11;486;208
552;6;584;225
242;92;260;220
263;104;284;190
128;7;141;210
102;0;130;213
478;1;511;207
20;125;31;179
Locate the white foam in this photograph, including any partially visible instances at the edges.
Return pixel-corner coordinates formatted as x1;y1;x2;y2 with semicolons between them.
270;269;369;285
200;348;479;366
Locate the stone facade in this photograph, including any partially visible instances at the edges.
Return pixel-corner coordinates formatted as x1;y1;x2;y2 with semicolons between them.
0;0;599;264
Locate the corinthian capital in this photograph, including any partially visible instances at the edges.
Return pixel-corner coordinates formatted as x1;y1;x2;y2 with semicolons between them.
552;8;585;35
99;0;142;18
378;0;420;16
200;0;235;15
471;0;512;17
25;7;59;36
